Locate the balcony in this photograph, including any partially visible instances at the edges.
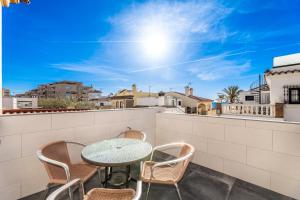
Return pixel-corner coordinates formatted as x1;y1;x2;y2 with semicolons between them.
222;104;275;118
1;108;300;200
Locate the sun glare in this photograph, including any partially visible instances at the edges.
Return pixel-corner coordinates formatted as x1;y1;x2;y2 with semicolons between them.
140;25;170;59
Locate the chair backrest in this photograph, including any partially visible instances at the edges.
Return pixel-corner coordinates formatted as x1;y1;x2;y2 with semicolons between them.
120;129;146;141
39;141;71;182
175;143;195;182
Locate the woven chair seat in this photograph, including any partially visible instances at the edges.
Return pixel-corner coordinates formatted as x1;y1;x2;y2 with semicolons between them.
84;188;135;200
141;161;183;184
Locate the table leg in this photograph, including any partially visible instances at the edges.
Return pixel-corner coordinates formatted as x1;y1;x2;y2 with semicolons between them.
126;165;130;188
104;167;109;188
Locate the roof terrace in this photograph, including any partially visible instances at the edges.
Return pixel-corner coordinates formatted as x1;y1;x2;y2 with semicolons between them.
0;108;299;200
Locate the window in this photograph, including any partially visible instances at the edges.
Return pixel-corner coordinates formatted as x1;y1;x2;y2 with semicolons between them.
245;95;254;101
178;101;182;106
289;88;300;104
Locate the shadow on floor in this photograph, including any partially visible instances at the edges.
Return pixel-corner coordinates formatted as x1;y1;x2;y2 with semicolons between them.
20;152;294;200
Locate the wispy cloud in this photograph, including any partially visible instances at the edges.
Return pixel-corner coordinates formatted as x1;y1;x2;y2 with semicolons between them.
128;50;255;73
52;63;129;82
104;1;232;66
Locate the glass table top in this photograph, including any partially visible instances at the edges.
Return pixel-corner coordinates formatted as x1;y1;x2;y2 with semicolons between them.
81;138;153;166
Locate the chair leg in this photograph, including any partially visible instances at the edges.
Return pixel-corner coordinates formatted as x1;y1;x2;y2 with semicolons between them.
146;182;151;200
41;183;51;200
175;183;182;200
68;187;73;200
97;168;102;187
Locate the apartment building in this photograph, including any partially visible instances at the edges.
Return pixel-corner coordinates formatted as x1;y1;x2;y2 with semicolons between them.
2;88;10;97
19;81;101;101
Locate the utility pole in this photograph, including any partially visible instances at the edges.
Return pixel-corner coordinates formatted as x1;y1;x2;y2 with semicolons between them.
148;85;151;97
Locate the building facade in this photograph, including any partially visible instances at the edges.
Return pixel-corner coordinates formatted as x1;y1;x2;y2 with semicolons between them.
265;53;300;121
164;86;213;115
2;88;10;97
3;97;38;109
19;81;101;101
111;84;158;109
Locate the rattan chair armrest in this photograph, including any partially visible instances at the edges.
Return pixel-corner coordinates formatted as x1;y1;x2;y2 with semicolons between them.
46;178;84;200
150;143;187;160
132;180;142;200
152;151;194;169
37;150;71;181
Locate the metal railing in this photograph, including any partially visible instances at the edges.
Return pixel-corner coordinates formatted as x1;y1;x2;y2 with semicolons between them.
222;104;275;117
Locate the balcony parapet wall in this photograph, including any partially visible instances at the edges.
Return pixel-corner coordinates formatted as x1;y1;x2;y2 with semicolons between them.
156;112;300;199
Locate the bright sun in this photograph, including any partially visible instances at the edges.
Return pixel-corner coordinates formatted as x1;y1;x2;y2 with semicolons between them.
140;25;169;59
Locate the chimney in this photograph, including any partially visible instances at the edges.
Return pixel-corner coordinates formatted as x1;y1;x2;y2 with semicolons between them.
184;86;189;96
189;87;193;96
132;84;137;94
184;85;193;96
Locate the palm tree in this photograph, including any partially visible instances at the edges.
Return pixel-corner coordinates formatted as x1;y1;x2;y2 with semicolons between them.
221;86;242;103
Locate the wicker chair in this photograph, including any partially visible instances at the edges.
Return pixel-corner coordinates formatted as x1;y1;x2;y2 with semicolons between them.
141;143;195;200
46;178;142;200
117;127;146;141
37;141;100;199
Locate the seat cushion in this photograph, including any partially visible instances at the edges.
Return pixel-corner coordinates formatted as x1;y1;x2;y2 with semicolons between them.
84;188;135;200
141;161;182;185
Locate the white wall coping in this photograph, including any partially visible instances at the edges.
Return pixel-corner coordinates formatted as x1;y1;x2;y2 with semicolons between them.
1;107;300;125
159;111;300;125
0;107;160;117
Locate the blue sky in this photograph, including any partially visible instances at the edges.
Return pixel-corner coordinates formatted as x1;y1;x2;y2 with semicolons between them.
3;0;300;98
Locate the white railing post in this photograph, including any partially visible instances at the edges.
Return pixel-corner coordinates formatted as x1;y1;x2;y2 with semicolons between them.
222;103;275;118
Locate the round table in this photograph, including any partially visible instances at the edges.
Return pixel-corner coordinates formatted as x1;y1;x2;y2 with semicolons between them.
81;138;152;187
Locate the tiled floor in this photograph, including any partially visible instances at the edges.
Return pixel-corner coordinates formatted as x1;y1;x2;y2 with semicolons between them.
21;152;294;200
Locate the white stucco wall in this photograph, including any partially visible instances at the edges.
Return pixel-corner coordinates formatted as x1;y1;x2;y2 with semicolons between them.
284;104;300;122
266;73;300;104
1;109;300;199
156;113;300;199
273;53;300;67
0;108;158;199
136;97;159;106
2;97;13;109
239;91;256;104
2;97;38;109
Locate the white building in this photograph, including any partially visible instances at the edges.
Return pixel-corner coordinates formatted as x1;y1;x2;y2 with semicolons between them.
239;89;270;105
136;96;165;107
2;97;38;109
265;53;300;121
89;96;112;108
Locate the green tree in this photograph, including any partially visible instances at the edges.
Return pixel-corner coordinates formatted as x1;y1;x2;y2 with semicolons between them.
38;98;96;109
74;101;96;109
221;86;242;103
38;98;68;109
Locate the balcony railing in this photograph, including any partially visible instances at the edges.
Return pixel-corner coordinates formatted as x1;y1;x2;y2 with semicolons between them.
222;104;275;117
